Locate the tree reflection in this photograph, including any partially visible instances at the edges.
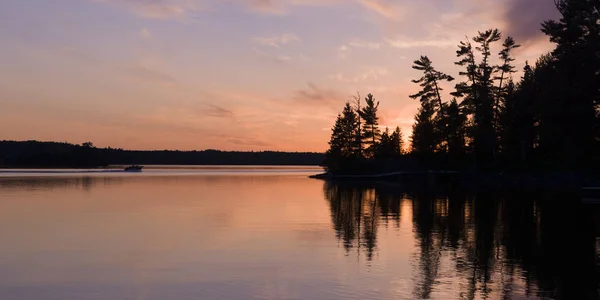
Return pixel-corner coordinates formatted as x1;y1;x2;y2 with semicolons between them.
324;182;407;261
323;181;599;299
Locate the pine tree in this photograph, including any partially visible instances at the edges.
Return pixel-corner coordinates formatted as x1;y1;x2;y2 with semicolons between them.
360;94;381;158
409;56;455;113
452;29;503;165
392;127;404;155
473;29;502;162
352;92;363;157
443;99;467;157
494;37;520;121
376;128;392;158
327;113;345;157
326;103;359;159
409;56;454;152
452;39;477;115
411;101;437;154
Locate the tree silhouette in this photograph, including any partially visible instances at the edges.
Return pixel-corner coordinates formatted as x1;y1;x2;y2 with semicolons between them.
360;94;381;158
494;37;520;127
327;103;359;159
500;62;539;167
411;101;437;155
409;56;455;114
539;0;600;169
392;126;404;155
352;92;363;157
443;99;468;158
409;56;454;153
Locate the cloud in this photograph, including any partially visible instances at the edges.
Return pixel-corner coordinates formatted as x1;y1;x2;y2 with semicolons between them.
59;47;98;63
340;35;456;53
204;104;234;118
336;39;381;60
252;47;292;63
330;67;388;83
385;37;457;49
337;45;349;59
96;0;202;19
140;28;152;39
226;137;272;147
293;82;345;106
503;0;561;44
357;0;403;19
253;33;300;48
348;40;382;49
244;0;285;14
118;64;177;85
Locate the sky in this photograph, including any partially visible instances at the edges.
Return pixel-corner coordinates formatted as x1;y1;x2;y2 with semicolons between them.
0;0;560;152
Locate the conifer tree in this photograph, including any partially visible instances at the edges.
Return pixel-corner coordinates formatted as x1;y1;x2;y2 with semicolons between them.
494;37;520;120
444;99;467;156
377;128;392;158
452;29;503;164
326;102;359;160
392;127;404;155
327;113;345;157
352;92;363;157
409;56;454;152
409;56;455;113
360;94;381;158
411;101;437;154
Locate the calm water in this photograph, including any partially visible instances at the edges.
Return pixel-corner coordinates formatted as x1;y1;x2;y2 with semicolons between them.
0;167;598;299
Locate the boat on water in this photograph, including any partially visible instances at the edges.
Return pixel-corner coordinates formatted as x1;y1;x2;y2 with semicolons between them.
124;165;143;172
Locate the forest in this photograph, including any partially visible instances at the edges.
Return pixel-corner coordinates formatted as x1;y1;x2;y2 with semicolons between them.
0;140;324;167
323;0;599;174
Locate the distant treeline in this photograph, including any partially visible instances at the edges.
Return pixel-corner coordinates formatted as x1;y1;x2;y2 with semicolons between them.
0;140;325;167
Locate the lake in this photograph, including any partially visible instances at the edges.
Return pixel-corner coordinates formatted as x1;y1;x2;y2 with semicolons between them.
0;166;598;299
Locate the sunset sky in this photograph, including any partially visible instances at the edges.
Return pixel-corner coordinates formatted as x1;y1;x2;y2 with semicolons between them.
0;0;559;152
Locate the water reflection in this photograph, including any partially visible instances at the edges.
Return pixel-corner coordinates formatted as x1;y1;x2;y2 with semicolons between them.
323;182;600;299
0;176;123;191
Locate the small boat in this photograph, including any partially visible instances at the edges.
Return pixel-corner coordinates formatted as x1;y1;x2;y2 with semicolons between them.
124;165;143;172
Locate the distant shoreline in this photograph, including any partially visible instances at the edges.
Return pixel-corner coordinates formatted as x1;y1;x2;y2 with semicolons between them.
0;140;325;168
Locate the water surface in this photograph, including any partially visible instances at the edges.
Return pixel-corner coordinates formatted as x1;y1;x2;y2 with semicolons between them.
0;167;598;299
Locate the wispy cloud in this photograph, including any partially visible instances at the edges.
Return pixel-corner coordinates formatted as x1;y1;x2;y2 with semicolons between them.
244;0;285;14
204;104;234;118
503;0;561;43
252;47;292;63
385;37;457;49
96;0;203;19
226;137;272;147
140;28;152;39
293;82;345;107
118;64;177;85
330;67;388;83
357;0;404;19
348;39;382;49
59;47;98;63
243;0;340;15
253;33;300;48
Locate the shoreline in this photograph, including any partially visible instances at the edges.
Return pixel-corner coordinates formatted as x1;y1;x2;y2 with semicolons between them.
309;171;600;190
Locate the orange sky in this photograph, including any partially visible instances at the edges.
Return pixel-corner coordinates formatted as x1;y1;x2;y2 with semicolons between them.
0;0;558;152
